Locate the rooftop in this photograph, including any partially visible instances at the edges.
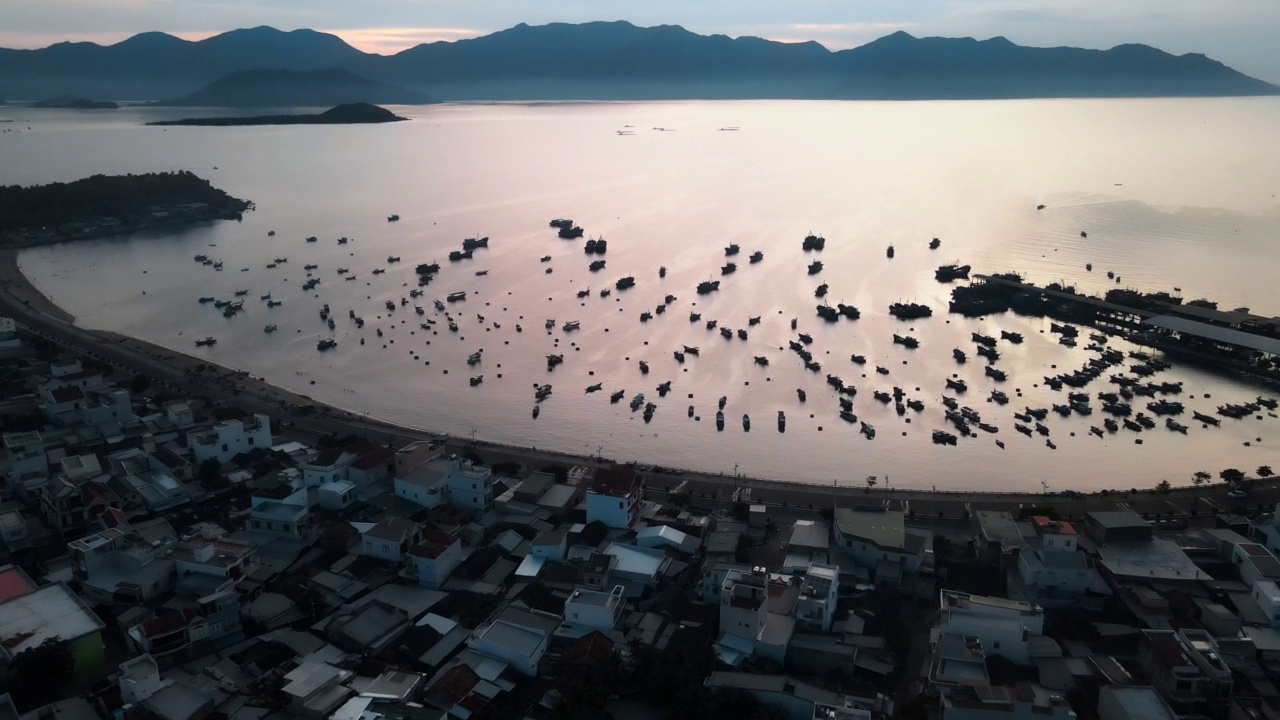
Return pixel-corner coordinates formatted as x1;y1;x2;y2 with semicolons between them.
1098;686;1178;720
834;505;905;552
366;516;418;542
1032;515;1076;536
1145;314;1280;355
408;531;460;560
591;465;640;497
974;511;1027;552
1088;510;1152;530
789;520;831;550
0;582;104;657
1096;538;1204;582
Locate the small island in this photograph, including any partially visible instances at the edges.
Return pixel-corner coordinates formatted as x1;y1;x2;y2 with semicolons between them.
0;171;251;245
147;103;407;127
31;96;119;110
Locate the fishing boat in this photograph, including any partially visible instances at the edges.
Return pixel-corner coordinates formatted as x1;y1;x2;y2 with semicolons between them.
754;356;769;366
725;244;740;256
659;266;667;278
801;234;826;251
1000;331;1024;344
932;430;958;445
558;225;585;239
616;276;636;290
563;320;580;332
630;393;646;411
387;214;400;222
892;334;919;349
876;366;889;375
742;414;751;431
547;354;564;369
611;390;626;403
550;218;574;229
929;238;941;249
953;348;967;363
467;352;483;365
716;410;725;430
721;262;737;275
808;261;823;275
657;381;672;396
935;263;971;282
536;384;553;400
194;337;216;346
697;280;720;294
850;354;866;365
990;390;1009;405
684;346;700;356
720;327;732;339
815;284;828;298
945;378;968;393
641;312;653;322
1166;418;1188;433
816;304;839;321
589;260;606;271
737;329;748;340
984;366;1007;382
470;375;483;386
532;405;540;418
447;291;466;302
317;338;337;351
198;296;215;304
750;251;763;263
639;360;649;374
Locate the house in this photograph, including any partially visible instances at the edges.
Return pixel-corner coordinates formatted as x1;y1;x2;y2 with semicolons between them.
0;581;106;675
938;590;1045;665
705;672;894;720
118;654;215;720
248;482;310;538
1010;516;1110;609
408;530;464;589
191;415;272;465
1097;686;1179;720
795;562;840;633
149;446;193;482
318;480;357;512
1084;510;1153;544
173;531;257;595
531;529;568;563
561;585;626;636
281;651;355;718
393;440;444;476
127;592;243;665
40;473;91;539
585;465;642;529
939;684;1076;720
833;502;928;584
360;516;424;563
469;606;559;676
325;600;412;655
1136;629;1232;717
394;458;450;509
3;431;46;503
69;520;179;604
1251;580;1280;628
972;511;1029;574
345;447;394;489
445;457;494;514
1232;542;1280;587
603;543;671;593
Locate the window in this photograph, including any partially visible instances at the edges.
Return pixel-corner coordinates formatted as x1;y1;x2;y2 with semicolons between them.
994;642;1001;649
222;443;228;452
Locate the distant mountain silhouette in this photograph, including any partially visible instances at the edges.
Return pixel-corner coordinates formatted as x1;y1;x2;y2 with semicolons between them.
159;69;429;107
148;102;407;126
31;95;119;109
0;21;1273;101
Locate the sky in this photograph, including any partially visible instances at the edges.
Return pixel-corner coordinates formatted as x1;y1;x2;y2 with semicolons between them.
1;0;1278;82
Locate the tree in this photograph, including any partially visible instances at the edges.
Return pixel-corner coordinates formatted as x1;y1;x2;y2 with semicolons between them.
129;373;152;394
198;458;222;483
11;636;74;709
866;476;878;491
1155;479;1171;493
1221;468;1245;484
1192;471;1211;486
1259;465;1274;478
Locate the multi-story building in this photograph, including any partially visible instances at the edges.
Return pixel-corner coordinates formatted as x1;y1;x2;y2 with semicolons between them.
833;502;928;585
248;482;310;538
939;684;1076;720
3;430;47;503
445;456;493;514
173;532;257;595
938;590;1044;665
69;520;179;604
585;465;642;529
407;530;462;589
1011;516;1109;609
795;562;840;632
191;415;272;465
360;516;423;563
562;585;626;635
1136;628;1232;717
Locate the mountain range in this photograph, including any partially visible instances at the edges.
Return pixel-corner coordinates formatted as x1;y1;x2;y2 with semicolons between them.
0;21;1274;103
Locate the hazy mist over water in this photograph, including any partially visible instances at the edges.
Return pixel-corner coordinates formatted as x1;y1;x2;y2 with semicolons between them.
4;98;1280;492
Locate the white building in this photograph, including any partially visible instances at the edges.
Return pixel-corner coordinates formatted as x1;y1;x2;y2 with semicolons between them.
248;483;310;538
69;521;179;604
1011;516;1109;609
1232;542;1280;587
585;466;642;529
360;517;423;563
393;458;449;509
562;585;626;635
191;415;272;465
407;530;462;589
833;503;928;583
318;480;357;512
173;532;257;593
469;607;558;677
445;457;493;514
939;590;1044;665
795;563;839;633
1252;580;1280;628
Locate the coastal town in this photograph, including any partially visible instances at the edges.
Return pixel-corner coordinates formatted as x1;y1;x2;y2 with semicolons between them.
0;288;1277;720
